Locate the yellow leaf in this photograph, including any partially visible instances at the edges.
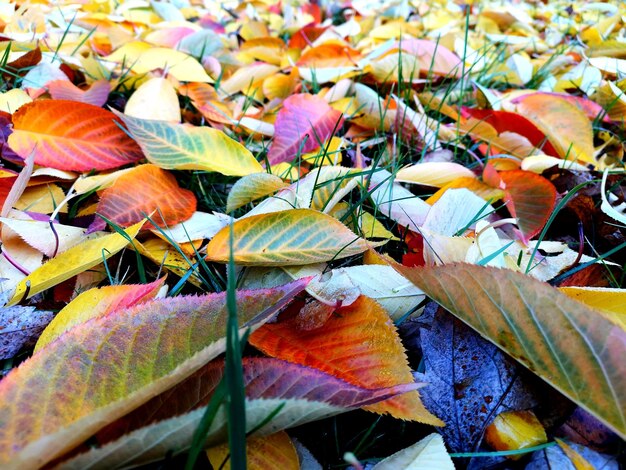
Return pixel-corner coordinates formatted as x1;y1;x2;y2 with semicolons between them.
35;278;165;351
396;162;476;187
207;432;299;470
15;184;67;214
7;221;145;306
559;286;626;329
206;209;374;266
124;77;181;122
485;410;547;457
0;89;31;113
556;439;595;470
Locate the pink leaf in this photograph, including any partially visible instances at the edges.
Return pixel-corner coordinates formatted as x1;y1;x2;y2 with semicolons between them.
268;94;344;166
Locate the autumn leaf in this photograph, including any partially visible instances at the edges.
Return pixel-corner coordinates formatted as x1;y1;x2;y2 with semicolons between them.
511;93;596;165
207;432;299;470
392;262;626;438
0;281;307;469
89;164;197;232
35;277;166;351
206;209;373;266
8;100;143;171
267;94;344;166
7;221;145;306
114;111;263;176
0;290;53;360
250;296;443;424
57;357;416;469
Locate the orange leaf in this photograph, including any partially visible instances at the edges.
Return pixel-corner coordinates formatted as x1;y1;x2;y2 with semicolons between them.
8;100;143;171
250;296;443;425
512;93;595;165
268;94;344;166
90;164;196;232
179;83;231;124
296;43;361;68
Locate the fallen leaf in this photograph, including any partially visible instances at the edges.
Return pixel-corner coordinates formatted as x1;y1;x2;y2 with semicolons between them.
206;209;372;266
115;111;263;176
8;100;143;171
0;281;307;469
393;262;626;439
372;433;455;470
250;295;443;424
35;277;165;351
89;164;197;232
268;94;344;166
7;221;145;306
0;290;53;360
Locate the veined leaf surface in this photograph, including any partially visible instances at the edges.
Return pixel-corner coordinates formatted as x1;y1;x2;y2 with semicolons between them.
58;357;416;469
7;221;145;306
8;100;143;171
226;172;288;213
250;296;443;424
116;111;263;176
205;208;372;266
392;261;626;438
0;281;307;469
35;277;165;351
268;94;344;166
89;164;196;232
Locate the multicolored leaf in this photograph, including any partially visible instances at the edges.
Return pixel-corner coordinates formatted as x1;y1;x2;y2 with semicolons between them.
512;93;596;165
250;295;443;424
58;357;416;469
35;277;165;351
115;111;263;176
392;262;626;438
0;281;307;469
89;164;197;232
8;100;143;171
268;94;344;166
205;208;372;266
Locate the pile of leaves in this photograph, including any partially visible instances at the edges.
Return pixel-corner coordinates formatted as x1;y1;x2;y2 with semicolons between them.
0;0;624;468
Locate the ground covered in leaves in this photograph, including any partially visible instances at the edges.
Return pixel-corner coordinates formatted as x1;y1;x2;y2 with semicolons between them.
0;0;625;469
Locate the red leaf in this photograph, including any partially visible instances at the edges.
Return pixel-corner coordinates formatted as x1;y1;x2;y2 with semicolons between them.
268;94;344;166
499;170;558;243
8;100;143;171
461;107;560;157
90;164;196;232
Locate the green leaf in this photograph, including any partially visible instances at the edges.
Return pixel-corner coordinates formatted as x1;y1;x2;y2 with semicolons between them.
114;111;263;176
391;262;626;439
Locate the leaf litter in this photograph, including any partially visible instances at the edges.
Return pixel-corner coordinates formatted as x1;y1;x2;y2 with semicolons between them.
0;0;624;468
